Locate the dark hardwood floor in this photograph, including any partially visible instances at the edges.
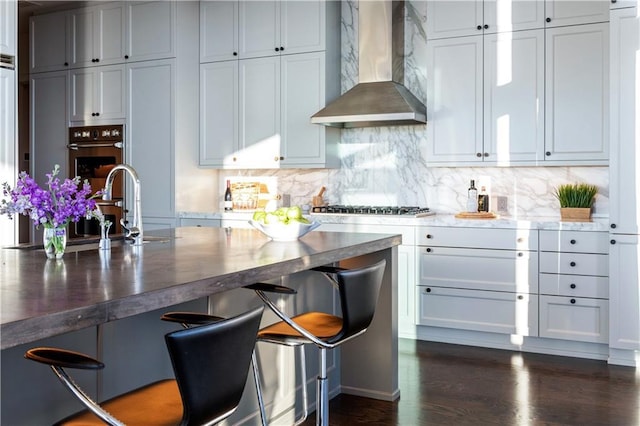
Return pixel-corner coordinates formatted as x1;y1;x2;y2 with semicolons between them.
302;339;640;425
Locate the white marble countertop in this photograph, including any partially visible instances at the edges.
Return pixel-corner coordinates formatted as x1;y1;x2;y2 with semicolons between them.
179;211;610;232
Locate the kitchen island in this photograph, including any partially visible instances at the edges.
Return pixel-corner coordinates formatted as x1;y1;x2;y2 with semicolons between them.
1;227;401;424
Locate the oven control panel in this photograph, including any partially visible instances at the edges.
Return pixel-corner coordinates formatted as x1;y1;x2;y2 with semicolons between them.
69;125;124;142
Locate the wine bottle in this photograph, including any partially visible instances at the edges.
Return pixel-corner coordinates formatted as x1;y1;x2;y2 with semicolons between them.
224;180;233;212
478;186;489;212
466;180;478;213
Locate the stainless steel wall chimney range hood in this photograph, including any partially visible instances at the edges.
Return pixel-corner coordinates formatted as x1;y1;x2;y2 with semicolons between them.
311;0;426;128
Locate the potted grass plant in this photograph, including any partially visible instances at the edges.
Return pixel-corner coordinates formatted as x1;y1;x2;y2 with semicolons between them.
553;183;598;222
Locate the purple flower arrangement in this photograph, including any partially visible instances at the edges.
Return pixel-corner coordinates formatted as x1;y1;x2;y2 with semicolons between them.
1;165;102;229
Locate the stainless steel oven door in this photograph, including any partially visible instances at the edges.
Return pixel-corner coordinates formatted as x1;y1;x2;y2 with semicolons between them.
68;125;125;239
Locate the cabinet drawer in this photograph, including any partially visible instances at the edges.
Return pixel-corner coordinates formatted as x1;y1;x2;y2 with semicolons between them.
539;273;609;298
539;230;609;253
416;286;538;336
418;246;538;293
416;226;537;250
539;252;608;276
180;218;221;228
539;295;609;344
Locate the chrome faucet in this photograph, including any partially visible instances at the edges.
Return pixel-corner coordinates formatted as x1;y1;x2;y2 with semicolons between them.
103;164;143;246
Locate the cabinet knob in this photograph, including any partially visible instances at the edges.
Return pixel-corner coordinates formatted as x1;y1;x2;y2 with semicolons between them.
280;46;284;51
64;62;69;66
570;261;576;267
92;113;96;116
484;24;489;29
233;52;237;56
545;151;551;156
124;55;129;59
570;299;576;304
570;239;576;244
476;152;482;157
280;156;284;161
610;223;617;229
274;156;279;162
426;234;433;239
426;288;431;293
477;25;482;30
611;239;616;245
546;17;552;23
517;237;524;243
232;157;237;162
612;0;617;3
275;47;280;52
483;152;489;157
517;295;523;300
570;283;576;289
426;248;432;253
517;252;523;257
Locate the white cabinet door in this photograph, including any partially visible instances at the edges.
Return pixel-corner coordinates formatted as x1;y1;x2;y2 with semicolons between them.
238;56;280;168
199;61;239;167
127;59;174;219
483;0;545;33
0;0;16;56
126;1;175;62
427;0;544;39
426;36;483;163
545;0;610;27
426;0;483;39
280;52;326;167
200;1;238;63
280;0;325;54
69;3;125;68
30;11;68;72
609;235;640;350
483;29;544;163
30;71;68;188
544;23;609;163
70;65;125;123
609;8;640;235
239;1;279;59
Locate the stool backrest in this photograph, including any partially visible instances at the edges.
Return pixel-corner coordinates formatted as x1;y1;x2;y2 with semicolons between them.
165;306;263;426
331;259;386;344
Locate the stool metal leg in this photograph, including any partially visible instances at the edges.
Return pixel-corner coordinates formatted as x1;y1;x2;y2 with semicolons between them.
294;345;308;426
316;348;329;426
252;350;268;426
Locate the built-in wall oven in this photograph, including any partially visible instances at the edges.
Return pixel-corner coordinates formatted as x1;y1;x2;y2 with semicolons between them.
67;125;126;239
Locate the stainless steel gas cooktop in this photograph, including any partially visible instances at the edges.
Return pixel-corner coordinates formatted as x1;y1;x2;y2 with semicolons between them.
311;205;434;217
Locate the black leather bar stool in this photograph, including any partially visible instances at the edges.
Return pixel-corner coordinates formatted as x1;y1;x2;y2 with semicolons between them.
246;259;387;426
160;311;267;426
24;307;263;426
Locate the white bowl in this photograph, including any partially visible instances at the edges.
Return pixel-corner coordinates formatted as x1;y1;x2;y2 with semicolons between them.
249;220;320;241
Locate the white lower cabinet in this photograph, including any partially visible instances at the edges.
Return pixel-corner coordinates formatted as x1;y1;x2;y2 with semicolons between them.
538;230;609;344
608;234;640;350
416;226;539;336
417;287;538;336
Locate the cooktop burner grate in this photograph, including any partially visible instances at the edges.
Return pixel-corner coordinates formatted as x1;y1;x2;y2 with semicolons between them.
311;205;434;217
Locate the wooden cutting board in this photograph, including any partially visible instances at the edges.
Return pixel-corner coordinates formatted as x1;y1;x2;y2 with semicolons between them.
455;211;498;219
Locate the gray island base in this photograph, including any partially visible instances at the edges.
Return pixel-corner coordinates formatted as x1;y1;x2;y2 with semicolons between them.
1;227;401;425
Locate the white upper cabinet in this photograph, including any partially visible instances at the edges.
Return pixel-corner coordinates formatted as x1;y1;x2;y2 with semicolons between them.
238;1;325;59
30;11;68;72
426;0;544;40
544;23;609;163
483;30;545;163
126;1;176;62
544;0;610;27
0;0;16;56
609;7;640;234
69;2;125;68
427;29;544;164
427;36;483;163
70;64;125;123
200;1;239;62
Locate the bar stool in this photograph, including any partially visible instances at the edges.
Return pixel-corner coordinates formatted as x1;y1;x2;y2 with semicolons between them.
160;311;267;426
246;259;386;426
24;307;263;426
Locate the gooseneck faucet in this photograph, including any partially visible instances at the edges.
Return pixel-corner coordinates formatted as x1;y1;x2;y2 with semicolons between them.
103;164;143;246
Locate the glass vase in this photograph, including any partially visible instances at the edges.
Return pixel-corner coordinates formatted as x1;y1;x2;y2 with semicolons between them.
43;226;67;259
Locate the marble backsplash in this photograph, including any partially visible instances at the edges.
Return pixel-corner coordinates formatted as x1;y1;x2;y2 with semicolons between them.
180;0;610;219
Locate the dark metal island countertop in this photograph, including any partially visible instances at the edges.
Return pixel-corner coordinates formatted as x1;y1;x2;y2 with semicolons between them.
1;226;401;350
